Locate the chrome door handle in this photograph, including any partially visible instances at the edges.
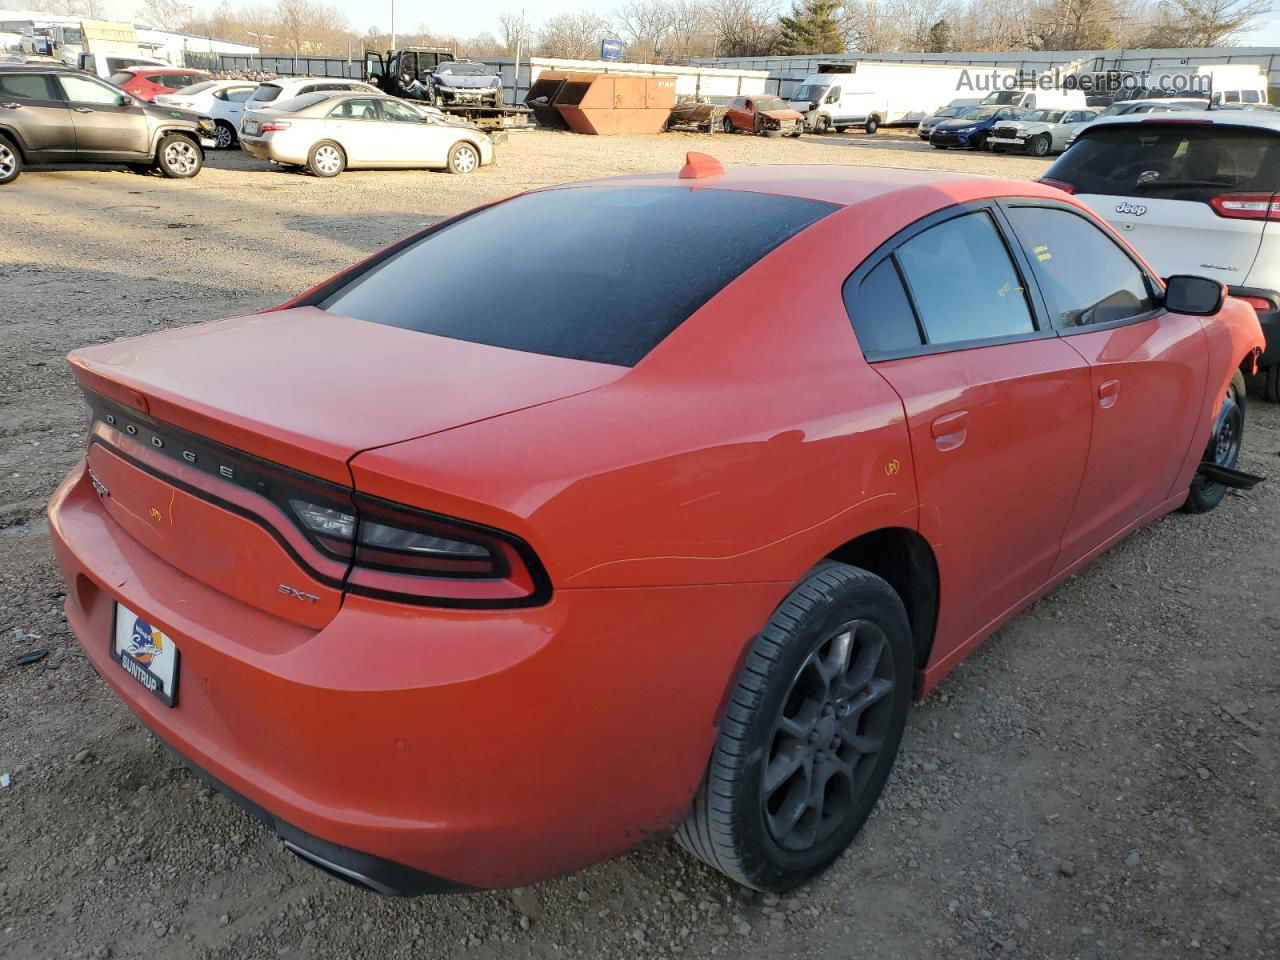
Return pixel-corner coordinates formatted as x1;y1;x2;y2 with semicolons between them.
73;106;93;113
0;102;20;109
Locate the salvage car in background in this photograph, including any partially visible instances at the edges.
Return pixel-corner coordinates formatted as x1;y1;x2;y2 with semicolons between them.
916;103;979;140
0;63;213;184
239;91;493;176
930;106;1027;149
109;67;212;103
988;108;1100;156
48;156;1262;897
244;77;379;114
722;95;803;136
1041;111;1280;399
426;60;503;107
664;95;731;132
155;79;258;149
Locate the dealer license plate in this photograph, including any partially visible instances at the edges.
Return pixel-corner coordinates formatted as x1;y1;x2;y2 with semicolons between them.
112;603;180;707
242;120;259;135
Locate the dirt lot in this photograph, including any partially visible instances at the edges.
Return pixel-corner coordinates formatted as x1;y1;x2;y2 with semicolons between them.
1;127;1278;960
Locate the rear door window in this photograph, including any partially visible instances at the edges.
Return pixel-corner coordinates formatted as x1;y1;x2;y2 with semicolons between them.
321;187;836;366
0;73;55;100
846;258;923;354
1043;124;1280;202
892;211;1036;346
1006;206;1156;327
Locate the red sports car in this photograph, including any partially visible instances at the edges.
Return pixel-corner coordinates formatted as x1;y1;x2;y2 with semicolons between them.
48;155;1263;895
109;67;211;102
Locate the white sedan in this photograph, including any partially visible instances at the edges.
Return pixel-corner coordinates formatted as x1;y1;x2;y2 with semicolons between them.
240;91;494;177
154;80;259;149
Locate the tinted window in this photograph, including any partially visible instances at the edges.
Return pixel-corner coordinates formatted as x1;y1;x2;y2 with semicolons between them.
1243;90;1261;103
322;187;836;366
1007;207;1155;327
0;73;53;100
894;212;1035;346
252;84;283;102
271;92;330;113
846;258;923;355
1044;124;1280;201
224;87;254;102
329;97;380;119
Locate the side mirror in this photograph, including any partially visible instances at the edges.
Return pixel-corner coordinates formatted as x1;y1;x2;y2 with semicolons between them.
1164;275;1225;316
117;93;130;106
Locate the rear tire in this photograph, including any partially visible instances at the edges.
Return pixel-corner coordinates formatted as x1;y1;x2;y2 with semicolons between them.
307;140;345;178
675;562;913;892
155;133;202;178
0;134;21;184
864;117;879;134
446;141;480;174
1248;363;1280;402
1183;370;1247;514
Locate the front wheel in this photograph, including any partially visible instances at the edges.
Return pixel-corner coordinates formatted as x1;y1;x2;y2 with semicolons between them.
1183;370;1246;513
0;134;21;185
1028;133;1051;157
447;141;480;174
156;134;202;178
814;116;830;134
213;120;237;150
307;140;345;178
722;116;735;134
675;562;913;892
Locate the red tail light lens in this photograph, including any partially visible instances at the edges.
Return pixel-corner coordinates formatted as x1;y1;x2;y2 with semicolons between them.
259;121;292;132
1237;295;1275;312
1210;194;1280;220
1037;177;1076;194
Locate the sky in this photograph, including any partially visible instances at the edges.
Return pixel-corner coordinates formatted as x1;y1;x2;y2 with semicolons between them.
7;0;1280;48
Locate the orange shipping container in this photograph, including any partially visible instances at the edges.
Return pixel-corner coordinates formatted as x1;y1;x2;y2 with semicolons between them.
553;74;678;136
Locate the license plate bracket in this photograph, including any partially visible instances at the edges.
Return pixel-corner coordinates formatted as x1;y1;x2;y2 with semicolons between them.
112;603;180;707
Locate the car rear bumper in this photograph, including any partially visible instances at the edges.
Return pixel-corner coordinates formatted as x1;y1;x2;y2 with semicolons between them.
1231;286;1280;364
48;460;784;891
239;134;306;165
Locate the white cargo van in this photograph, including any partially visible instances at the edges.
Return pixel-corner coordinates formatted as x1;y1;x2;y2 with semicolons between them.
788;61;1018;133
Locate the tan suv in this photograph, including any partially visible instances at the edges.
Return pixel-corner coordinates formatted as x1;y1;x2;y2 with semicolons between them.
0;64;215;185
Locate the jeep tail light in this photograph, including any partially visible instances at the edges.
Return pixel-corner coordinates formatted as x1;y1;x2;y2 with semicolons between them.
259;120;292;132
1211;194;1280;221
1236;294;1275;313
1037;177;1075;194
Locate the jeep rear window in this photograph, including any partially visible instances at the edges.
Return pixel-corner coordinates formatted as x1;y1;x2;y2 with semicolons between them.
1046;124;1280;202
321;187;836;367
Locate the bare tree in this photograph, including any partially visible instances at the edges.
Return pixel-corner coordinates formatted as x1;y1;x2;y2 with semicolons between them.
498;10;531;55
616;0;675;61
1143;0;1270;46
706;0;781;56
668;0;713;58
142;0;195;31
536;10;614;59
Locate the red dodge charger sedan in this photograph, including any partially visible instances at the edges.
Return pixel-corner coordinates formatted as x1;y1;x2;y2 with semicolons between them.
49;157;1263;894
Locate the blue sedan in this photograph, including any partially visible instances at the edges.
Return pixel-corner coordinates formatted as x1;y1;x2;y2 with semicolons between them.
929;107;1028;150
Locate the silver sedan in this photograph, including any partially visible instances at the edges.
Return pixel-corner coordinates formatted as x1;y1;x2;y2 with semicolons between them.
239;92;494;177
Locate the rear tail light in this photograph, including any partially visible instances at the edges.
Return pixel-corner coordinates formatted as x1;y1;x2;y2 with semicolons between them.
287;494;548;606
1037;177;1076;194
1236;294;1276;312
259;121;292;132
1210;194;1280;221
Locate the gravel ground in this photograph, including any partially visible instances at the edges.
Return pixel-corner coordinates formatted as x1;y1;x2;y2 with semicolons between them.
1;128;1278;960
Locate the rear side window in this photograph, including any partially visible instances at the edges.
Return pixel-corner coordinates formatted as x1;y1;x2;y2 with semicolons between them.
1044;124;1280;201
0;73;53;100
252;84;283;102
1006;207;1155;327
848;259;922;354
322;187;836;366
893;212;1035;346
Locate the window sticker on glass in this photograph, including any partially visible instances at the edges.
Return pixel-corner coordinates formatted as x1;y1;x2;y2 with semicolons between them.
1033;243;1052;262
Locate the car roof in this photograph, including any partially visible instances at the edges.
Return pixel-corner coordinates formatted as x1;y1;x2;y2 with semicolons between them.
0;62;78;73
568;163;1071;208
1085;108;1280;134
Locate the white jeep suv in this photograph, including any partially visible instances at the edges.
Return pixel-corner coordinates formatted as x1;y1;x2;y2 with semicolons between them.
1041;111;1280;399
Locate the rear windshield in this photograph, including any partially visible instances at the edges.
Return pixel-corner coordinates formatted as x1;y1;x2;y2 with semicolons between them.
175;80;217;95
108;71;134;86
251;84;283;102
270;92;330;112
1046;124;1280;201
321;187;836;366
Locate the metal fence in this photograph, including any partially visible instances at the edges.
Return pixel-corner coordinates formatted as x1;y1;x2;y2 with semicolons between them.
181;51;363;78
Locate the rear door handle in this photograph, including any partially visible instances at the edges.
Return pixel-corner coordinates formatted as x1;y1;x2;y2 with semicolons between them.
73;106;93;114
931;410;969;451
0;102;20;109
1098;379;1120;409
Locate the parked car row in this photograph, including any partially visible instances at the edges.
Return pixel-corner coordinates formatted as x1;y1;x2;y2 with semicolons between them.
0;63;495;183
